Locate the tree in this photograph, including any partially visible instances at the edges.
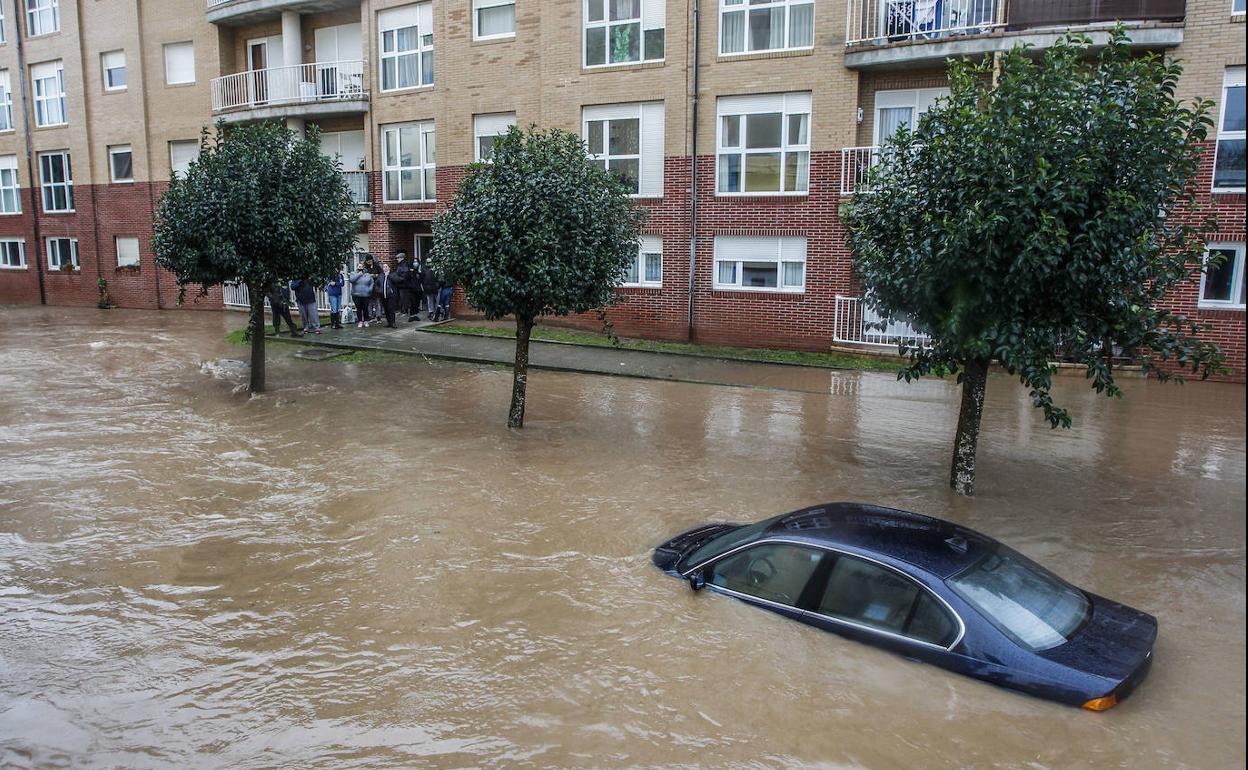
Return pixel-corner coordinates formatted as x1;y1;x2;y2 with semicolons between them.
153;122;358;394
434;126;646;428
843;31;1225;496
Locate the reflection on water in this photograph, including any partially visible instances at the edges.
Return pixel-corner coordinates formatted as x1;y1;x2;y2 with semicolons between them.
0;307;1244;769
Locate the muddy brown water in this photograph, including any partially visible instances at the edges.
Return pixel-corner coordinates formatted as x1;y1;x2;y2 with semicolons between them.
0;306;1243;769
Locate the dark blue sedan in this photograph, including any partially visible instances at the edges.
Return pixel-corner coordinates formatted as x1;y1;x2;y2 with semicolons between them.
653;503;1156;711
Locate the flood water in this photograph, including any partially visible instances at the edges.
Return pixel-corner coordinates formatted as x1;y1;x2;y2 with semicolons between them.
0;306;1244;769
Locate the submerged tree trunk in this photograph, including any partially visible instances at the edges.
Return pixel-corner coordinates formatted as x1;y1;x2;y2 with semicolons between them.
508;314;534;428
248;283;266;394
949;358;989;496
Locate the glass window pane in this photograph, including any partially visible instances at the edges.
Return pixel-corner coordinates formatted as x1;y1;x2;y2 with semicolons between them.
385;129;398;166
878;106;914;142
787;114;809;146
424;167;436;199
421;51;433;85
586;26;607;66
742;261;778;288
399;53;420;88
423;130;436;164
609;157;640;193
610;0;641;22
644;252;662;282
745;113;782;148
906;592;957;646
1223;85;1245;133
1203;248;1238;302
608;118;640;155
401;169;419;200
385;170;399;201
588;121;604;155
782;260;804;287
399;127;417;166
789;2;814;47
721;115;741;148
708;543;825;607
478;136;495;161
1213;138;1245;189
624;258;639;284
609;22;640;63
112;152;132;181
382;58;396;90
744;152;781;192
478;5;515;36
718;153;740;192
721;10;745;53
644;28;664;60
717;260;737;285
818;555;921;634
588;0;605;23
748;7;784;51
783;151;809;192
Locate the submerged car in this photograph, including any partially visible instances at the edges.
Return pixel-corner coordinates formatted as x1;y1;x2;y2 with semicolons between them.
653;503;1155;711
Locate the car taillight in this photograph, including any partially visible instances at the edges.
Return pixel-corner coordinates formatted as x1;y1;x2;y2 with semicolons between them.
1082;694;1118;711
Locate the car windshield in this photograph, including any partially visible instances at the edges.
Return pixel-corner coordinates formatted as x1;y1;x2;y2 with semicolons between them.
682;515;784;571
947;548;1090;652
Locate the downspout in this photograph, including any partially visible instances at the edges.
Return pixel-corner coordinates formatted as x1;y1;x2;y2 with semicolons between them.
686;0;700;339
12;0;47;305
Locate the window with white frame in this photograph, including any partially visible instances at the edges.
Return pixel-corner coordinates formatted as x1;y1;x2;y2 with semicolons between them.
116;236;140;268
164;42;195;85
1213;67;1245;192
474;112;516;162
0;155;20;215
622;235;662;286
713;235;806;292
584;101;665;196
0;70;12;132
474;0;515;40
379;2;433;91
46;237;78;271
0;4;6;45
1235;0;1246;15
169;140;199;178
102;50;126;91
873;87;948;145
31;61;66;127
0;239;24;269
720;0;813;55
38;151;72;212
717;92;809;194
584;0;665;67
1200;243;1246;309
382;121;435;202
26;0;58;37
109;145;133;183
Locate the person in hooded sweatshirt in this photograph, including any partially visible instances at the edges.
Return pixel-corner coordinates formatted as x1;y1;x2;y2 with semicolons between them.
420;257;440;320
349;263;375;329
289;277;321;335
376;261;399;328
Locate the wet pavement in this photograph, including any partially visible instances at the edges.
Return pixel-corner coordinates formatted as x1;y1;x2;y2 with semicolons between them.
0;306;1244;769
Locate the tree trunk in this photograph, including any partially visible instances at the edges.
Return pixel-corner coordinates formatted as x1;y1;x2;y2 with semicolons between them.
248;283;266;394
508;315;534;428
949;359;989;496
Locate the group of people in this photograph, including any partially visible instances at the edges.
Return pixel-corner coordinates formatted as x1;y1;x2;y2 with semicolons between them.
266;251;454;336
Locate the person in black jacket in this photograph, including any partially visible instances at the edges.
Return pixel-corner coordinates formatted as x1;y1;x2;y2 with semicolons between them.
420;258;440;320
289;278;321;334
376;261;399;328
265;282;301;337
393;251;414;319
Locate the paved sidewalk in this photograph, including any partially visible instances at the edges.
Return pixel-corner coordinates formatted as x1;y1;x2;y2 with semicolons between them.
270;320;847;393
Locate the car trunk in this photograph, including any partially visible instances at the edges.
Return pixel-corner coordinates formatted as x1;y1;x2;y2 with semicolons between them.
1039;593;1158;700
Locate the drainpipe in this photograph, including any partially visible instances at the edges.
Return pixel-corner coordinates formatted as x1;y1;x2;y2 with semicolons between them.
11;0;47;305
686;0;700;340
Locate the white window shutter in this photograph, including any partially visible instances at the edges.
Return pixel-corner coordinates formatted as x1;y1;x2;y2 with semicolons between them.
780;236;807;262
643;0;665;30
640;102;665;197
379;4;420;32
416;1;433;33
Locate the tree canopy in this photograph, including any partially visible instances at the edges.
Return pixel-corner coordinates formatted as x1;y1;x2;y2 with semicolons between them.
843;31;1225;494
434;125;646;427
153;122;358;393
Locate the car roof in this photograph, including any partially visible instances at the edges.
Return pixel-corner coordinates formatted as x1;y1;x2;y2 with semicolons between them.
758;502;995;580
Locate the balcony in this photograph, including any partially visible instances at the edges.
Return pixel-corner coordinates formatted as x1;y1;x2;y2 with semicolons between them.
832;296;932;350
206;0;361;26
844;0;1186;69
210;61;367;122
342;171;370;206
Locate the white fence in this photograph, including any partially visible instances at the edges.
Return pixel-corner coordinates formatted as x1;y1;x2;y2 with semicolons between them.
343;171;369;205
846;0;1003;46
223;281;340;314
211;60;366;113
840;146;880;195
832;295;932;349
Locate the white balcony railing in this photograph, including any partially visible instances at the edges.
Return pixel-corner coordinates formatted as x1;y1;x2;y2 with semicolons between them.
211;60;366;113
833;295;932;349
224;281;343;315
847;0;1004;46
343;171;369;205
840;146;881;195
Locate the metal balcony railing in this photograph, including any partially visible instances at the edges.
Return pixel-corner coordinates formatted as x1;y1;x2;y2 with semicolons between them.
342;171;369;205
211;60;366;113
832;295;932;349
847;0;1004;46
1007;0;1186;29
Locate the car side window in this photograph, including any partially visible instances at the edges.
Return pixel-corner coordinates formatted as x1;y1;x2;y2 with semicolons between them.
817;554;956;646
707;542;825;608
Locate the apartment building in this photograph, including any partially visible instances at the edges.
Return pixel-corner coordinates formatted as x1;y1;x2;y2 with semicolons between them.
0;1;1243;378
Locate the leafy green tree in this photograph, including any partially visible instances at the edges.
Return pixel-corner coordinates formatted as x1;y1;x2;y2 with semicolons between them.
843;32;1225;496
434;126;646;428
153;122;358;394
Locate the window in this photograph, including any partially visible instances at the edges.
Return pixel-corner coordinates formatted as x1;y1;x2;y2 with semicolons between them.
163;42;195;85
378;2;433;91
26;0;58;37
0;4;5;44
38;151;72;212
474;0;515;40
46;237;78;271
0;70;12;132
473;112;516;162
31;61;66;127
584;0;665;67
0;239;24;269
1199;243;1246;309
717;92;810;194
109;145;133;183
101;50;126;91
720;0;813;55
873;87;948;146
584;102;665;196
1213;67;1245;192
116;236;140;268
381;121;435;202
816;553;957;647
713;235;806;292
621;235;662;286
1235;0;1246;14
169;141;199;178
707;542;825;607
0;155;20;214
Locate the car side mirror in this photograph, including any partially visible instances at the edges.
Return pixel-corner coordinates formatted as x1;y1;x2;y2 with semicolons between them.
688;570;706;592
